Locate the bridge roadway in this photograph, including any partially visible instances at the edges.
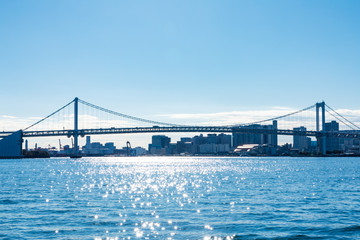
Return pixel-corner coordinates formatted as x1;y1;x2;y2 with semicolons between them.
1;126;360;138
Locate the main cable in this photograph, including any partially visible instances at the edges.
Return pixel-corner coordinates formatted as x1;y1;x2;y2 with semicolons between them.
325;104;360;130
229;104;317;127
325;109;357;131
23;99;75;131
78;98;183;127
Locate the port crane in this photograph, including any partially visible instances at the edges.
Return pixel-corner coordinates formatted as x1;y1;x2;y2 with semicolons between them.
126;141;131;156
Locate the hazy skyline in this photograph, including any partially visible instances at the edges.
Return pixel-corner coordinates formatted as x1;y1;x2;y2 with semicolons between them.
1;1;360;148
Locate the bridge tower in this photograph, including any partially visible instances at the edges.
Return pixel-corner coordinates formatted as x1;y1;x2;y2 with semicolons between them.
73;97;79;157
316;101;326;155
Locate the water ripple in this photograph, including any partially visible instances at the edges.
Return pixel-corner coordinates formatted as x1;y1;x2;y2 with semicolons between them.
0;157;359;239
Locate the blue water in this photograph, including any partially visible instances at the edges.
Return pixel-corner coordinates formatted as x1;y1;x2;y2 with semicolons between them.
0;157;359;240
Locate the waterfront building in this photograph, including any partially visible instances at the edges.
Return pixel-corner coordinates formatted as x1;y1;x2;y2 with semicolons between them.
217;133;232;147
199;143;230;154
293;126;309;151
325;121;341;153
187;133;231;154
0;131;23;158
133;147;147;156
232;120;278;148
180;137;192;142
86;136;91;149
148;135;171;155
105;142;115;152
82;136;116;155
176;139;193;155
147;133;232;155
151;135;171;148
338;130;360;154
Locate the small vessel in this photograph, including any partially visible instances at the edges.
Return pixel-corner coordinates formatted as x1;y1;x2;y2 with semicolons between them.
70;155;82;159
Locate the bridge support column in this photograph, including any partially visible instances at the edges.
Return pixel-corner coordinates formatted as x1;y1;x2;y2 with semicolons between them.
272;120;278;147
321;101;326;156
316;103;320;154
73;97;79;157
316;102;326;155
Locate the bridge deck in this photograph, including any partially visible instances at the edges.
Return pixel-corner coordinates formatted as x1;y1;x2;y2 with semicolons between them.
1;126;359;139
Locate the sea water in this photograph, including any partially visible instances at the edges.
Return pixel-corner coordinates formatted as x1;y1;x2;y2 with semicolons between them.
0;157;359;239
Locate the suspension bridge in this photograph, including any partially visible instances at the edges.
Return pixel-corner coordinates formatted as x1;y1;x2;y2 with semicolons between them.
1;97;360;157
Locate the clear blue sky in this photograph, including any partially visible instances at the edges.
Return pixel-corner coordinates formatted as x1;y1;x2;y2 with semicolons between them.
1;0;360;120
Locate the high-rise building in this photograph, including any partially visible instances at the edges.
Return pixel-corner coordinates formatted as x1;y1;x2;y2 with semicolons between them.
218;133;232;147
232;120;278;147
148;135;171;155
325;121;339;132
293;126;308;151
325;120;341;152
86;136;91;149
151;135;170;148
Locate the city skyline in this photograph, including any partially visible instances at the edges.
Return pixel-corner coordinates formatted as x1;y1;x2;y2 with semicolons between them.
2;97;360;149
22;119;360;157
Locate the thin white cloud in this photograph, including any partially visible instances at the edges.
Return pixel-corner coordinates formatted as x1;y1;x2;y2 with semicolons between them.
160;108;301;124
2;107;360;132
0;115;18;119
158;107;360;131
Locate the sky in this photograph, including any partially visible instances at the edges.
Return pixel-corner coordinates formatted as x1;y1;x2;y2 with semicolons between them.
1;0;360;148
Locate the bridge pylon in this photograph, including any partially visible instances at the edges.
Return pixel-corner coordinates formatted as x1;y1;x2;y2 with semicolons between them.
72;97;80;158
316;101;326;155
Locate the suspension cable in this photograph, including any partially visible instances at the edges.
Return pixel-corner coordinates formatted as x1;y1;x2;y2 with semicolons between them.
325;109;357;131
325;104;360;130
78;98;182;127
23;99;75;131
229;104;317;127
22;98;324;131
